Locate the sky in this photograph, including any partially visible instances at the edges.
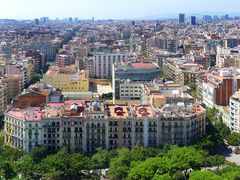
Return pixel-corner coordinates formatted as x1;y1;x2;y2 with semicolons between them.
0;0;239;20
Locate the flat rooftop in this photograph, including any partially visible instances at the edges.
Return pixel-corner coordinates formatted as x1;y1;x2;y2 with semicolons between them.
6;107;42;122
131;62;159;69
115;62;159;70
5;100;205;121
108;105;156;119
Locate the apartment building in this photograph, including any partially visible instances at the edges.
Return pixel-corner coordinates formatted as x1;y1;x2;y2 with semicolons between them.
94;52;129;79
5;59;34;89
118;80;144;100
203;69;240;107
75;56;94;78
114;78;191;105
25;51;46;71
0;84;7;115
224;55;240;68
56;54;74;67
194;54;216;69
196;73;207;102
43;65;89;92
23;42;57;61
163;59;204;86
0;75;21;103
146;32;178;55
230;90;240;132
4;100;205;153
225;37;240;48
141;81;190;105
216;45;240;68
148;48;182;68
163;59;181;82
85;57;94;78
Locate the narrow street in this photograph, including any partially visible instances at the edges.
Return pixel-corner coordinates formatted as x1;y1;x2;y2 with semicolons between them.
218;145;240;165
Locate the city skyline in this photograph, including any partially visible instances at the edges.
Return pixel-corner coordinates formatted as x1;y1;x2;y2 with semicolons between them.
0;0;240;20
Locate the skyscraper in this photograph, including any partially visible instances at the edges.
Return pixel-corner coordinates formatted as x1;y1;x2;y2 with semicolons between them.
40;17;49;24
179;13;185;24
224;14;229;20
132;20;135;26
203;15;212;22
191;16;196;26
34;18;39;25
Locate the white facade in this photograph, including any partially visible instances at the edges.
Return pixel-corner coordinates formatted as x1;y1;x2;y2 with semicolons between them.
119;82;144;100
203;82;215;107
4;113;42;152
86;57;94;78
216;46;229;67
230;92;240;132
94;53;129;79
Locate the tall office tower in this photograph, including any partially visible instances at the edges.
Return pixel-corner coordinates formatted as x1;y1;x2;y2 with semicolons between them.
132;20;135;26
92;17;94;22
224;14;229;20
213;15;219;21
203;15;212;22
68;17;73;23
191;16;197;25
40;17;49;24
75;17;78;22
34;18;39;25
179;13;185;24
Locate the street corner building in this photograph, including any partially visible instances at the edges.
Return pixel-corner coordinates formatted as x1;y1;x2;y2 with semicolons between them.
4;98;205;153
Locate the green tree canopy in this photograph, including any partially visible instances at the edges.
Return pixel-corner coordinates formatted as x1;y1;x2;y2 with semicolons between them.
29;145;48;164
205;155;225;168
108;148;131;179
189;170;222;180
227;132;240;146
0;161;16;179
128;157;174;180
15;155;36;179
91;148;118;169
167;146;205;178
37;148;95;179
30;73;42;84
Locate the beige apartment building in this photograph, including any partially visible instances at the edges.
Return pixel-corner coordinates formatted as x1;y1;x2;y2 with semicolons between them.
163;60;203;86
0;84;7;115
43;65;89;92
4;100;205;153
0;75;22;102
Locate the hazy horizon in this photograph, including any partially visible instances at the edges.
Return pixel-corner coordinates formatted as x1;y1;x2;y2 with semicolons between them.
0;0;240;20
